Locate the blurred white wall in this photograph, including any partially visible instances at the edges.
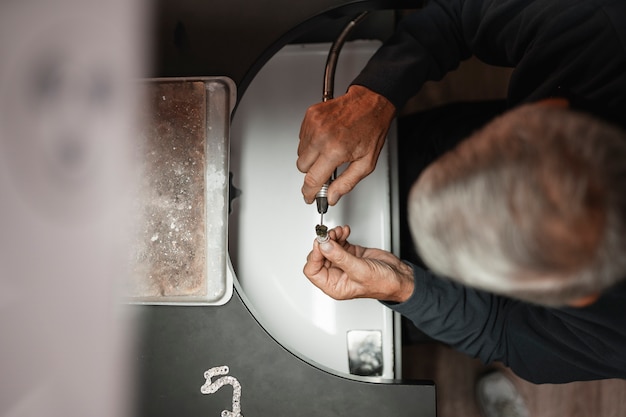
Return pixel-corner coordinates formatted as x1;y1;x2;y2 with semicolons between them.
0;1;146;416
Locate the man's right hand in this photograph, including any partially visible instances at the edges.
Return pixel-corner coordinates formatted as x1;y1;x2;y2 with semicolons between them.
296;85;396;206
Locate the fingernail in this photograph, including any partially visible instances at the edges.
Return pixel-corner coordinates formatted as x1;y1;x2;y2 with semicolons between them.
320;240;332;252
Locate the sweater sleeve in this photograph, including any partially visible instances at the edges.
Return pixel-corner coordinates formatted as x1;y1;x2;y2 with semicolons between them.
352;0;626;116
383;263;626;383
351;0;474;110
382;262;512;366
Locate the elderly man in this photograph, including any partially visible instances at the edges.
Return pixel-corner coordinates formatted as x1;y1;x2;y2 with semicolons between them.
304;101;626;378
298;0;626;412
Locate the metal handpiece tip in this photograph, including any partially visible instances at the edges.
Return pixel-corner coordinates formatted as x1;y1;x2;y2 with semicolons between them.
316;196;329;215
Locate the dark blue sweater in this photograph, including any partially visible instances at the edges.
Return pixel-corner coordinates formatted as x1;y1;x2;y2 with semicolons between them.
384;266;626;383
360;0;626;383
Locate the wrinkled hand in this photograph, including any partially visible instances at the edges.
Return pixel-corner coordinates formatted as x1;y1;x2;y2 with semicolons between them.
297;85;396;205
303;225;414;302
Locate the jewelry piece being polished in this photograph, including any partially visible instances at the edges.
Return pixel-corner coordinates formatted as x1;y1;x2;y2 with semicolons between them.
315;224;329;243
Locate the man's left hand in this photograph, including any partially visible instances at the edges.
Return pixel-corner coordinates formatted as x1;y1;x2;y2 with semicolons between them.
303;225;414;302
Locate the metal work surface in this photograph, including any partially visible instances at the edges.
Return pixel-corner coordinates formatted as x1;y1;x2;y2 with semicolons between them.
136;2;436;415
228;41;397;378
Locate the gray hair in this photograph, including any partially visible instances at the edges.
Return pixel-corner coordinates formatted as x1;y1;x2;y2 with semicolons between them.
408;103;626;306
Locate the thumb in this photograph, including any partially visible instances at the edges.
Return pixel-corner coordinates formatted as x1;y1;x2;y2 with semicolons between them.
319;239;360;273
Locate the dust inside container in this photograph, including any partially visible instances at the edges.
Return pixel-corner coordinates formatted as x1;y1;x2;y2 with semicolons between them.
127;77;235;306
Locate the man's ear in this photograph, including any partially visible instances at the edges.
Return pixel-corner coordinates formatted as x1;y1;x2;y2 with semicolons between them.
567;293;600;307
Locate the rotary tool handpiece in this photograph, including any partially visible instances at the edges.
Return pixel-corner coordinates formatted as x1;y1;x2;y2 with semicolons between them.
315;170;335;225
314;11;368;227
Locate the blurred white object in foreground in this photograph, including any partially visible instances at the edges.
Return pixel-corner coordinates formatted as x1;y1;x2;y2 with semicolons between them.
0;1;146;416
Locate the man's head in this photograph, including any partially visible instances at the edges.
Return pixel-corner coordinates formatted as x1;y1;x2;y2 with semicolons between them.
408;103;626;306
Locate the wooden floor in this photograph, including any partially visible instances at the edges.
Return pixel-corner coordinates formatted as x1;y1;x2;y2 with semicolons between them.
398;58;626;417
402;343;626;417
